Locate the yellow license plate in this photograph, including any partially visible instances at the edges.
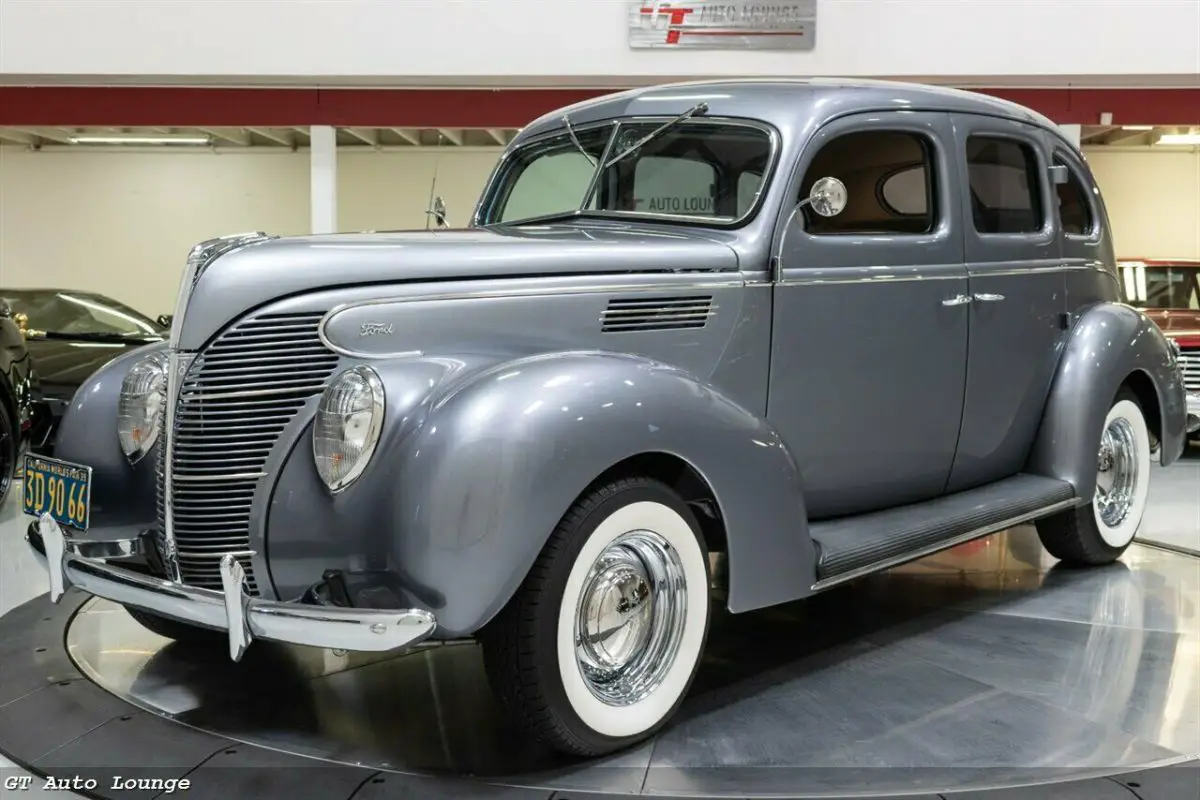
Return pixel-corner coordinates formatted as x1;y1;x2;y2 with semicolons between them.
22;454;92;531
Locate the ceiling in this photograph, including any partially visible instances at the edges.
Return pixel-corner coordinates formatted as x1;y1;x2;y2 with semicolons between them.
0;126;521;149
0;125;1194;150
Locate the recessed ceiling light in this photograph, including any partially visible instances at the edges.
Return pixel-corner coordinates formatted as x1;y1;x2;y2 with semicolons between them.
1156;133;1200;146
68;135;212;145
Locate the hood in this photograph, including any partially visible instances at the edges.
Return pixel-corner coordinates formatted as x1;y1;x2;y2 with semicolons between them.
179;225;740;349
25;338;148;397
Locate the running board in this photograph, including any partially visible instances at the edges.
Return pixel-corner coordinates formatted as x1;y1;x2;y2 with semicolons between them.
809;474;1077;590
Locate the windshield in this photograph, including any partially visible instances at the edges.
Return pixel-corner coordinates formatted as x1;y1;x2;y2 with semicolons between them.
1;290;164;339
1119;263;1200;310
481;118;774;226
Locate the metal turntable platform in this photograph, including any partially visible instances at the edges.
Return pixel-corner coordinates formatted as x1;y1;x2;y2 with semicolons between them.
1;527;1197;799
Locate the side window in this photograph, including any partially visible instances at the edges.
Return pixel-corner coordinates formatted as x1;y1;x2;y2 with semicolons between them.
1053;156;1094;236
737;170;763;215
965;136;1044;234
879;164;928;216
632;156;716;216
799;130;937;235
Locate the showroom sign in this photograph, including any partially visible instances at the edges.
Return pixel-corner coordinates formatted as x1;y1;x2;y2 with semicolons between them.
628;0;816;50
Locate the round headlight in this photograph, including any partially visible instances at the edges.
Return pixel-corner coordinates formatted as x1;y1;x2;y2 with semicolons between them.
313;366;385;493
117;351;169;464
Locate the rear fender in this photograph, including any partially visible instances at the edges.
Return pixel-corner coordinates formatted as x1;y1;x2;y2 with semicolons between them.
1027;303;1188;496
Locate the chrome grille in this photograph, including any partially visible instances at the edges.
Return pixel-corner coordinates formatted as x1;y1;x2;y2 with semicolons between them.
156;311;339;594
1181;347;1200;392
601;295;715;332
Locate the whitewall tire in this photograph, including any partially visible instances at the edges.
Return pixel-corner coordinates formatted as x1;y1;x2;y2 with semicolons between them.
1036;388;1152;565
481;475;711;756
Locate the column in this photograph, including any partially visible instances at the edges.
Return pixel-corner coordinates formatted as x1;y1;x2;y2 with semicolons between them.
1059;124;1082;148
309;125;337;234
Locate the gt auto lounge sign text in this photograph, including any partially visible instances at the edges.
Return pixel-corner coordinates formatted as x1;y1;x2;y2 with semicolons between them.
628;0;816;50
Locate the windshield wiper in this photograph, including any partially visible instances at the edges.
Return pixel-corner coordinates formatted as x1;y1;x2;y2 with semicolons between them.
603;102;709;169
492;209;608;228
562;114;598;167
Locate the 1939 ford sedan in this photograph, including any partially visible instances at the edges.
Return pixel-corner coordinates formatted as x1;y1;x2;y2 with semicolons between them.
25;79;1189;756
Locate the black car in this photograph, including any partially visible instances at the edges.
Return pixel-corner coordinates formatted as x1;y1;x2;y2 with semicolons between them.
0;298;37;504
0;289;167;455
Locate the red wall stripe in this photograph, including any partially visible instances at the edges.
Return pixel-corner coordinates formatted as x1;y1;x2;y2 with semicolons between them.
0;86;1196;128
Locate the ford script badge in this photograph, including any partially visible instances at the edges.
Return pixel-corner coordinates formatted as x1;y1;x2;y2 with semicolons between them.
359;322;395;337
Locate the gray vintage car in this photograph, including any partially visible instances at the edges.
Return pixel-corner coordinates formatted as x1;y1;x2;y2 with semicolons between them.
25;79;1189;757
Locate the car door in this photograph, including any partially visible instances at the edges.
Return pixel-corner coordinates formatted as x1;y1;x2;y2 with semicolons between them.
944;114;1067;493
769;111;969;520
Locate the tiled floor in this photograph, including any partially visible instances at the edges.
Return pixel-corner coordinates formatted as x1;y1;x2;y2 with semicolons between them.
0;448;1196;797
1141;448;1200;553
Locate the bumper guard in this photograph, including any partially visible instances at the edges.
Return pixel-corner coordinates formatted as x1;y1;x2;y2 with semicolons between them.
29;513;437;662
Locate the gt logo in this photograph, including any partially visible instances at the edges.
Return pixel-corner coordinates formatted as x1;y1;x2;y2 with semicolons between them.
637;1;695;44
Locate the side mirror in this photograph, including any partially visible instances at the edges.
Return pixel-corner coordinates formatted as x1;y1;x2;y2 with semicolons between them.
428;196;449;229
0;299;11;319
803;176;848;218
157;314;173;328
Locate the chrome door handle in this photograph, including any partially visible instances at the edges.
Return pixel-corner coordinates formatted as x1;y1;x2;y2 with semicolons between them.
941;295;972;306
973;293;1006;302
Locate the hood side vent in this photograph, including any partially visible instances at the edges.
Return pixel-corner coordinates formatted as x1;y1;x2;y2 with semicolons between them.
602;295;715;333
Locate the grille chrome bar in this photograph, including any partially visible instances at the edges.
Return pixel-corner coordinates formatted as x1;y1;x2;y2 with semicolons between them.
160;232;277;586
1178;349;1199;392
157;309;338;595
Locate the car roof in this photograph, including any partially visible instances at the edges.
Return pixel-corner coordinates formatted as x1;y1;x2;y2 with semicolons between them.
516;78;1065;145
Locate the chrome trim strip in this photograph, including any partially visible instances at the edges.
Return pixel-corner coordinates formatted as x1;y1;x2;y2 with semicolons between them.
182;385;330;402
34;515;436;662
809;497;1080;592
171;471;268;483
779;273;964;287
317;278;745;358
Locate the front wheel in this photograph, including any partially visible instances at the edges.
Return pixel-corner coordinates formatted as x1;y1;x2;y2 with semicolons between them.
481;476;711;756
0;404;15;506
1036;388;1152;565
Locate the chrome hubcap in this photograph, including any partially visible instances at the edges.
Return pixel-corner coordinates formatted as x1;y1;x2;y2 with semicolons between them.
1095;417;1139;529
574;530;687;707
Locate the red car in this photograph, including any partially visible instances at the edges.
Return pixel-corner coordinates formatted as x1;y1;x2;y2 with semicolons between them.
1118;258;1200;439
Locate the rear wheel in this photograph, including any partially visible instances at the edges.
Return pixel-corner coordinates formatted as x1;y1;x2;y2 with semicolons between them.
481;476;711;756
1036;388;1152;565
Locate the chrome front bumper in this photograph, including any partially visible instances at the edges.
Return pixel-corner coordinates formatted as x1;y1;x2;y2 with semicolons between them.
28;513;437;662
1186;392;1200;434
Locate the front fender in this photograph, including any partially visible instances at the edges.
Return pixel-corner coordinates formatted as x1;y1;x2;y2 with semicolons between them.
1027;303;1188;497
53;342;165;533
384;351;813;636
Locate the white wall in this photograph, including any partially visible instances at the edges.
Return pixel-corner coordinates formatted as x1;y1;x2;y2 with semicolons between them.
0;150;312;315
338;150;501;233
2;0;1198;86
1;145;1197;317
1085;149;1200;259
0;147;503;314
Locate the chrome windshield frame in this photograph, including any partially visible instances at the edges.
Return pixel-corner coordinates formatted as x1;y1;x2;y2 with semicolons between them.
471;116;782;229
